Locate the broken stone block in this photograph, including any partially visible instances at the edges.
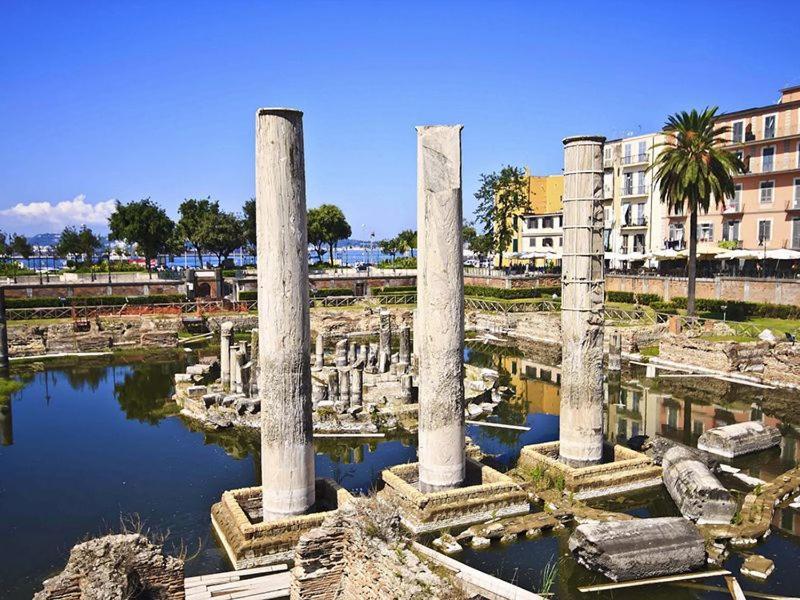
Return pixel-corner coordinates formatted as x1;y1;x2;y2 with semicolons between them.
186;385;207;398
466;404;483;418
174;373;191;383
432;533;462;555
758;329;777;343
202;393;221;409
569;517;706;582
697;420;782;458
499;533;517;544
470;536;490;549
741;554;774;580
662;446;736;524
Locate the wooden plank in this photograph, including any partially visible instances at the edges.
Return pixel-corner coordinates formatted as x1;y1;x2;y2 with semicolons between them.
313;433;385;438
577;569;730;593
670;581;800;600
724;576;747;600
207;572;291;595
466;420;530;432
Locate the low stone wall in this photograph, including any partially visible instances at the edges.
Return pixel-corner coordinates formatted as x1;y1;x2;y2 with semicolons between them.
34;533;184;600
9;316;180;357
607;274;800;307
290;498;457;600
658;336;769;374
3;279;186;299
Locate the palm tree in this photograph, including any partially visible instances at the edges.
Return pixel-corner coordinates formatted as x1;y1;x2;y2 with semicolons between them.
651;107;745;316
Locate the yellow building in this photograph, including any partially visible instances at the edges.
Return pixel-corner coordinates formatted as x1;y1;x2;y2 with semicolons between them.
500;169;564;265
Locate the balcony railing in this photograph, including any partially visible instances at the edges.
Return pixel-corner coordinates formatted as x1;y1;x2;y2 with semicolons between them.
723;201;742;213
622;185;647;196
622;216;648;227
622;153;648;165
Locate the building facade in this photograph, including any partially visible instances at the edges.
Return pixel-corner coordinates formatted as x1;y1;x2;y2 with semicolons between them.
602;132;667;267
662;85;800;253
503;171;563;262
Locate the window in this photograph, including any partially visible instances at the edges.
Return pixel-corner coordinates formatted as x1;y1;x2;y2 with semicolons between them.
669;223;684;242
528;238;536;248
760;181;774;204
527;217;538;229
623;143;632;164
732;121;744;143
758;220;772;243
723;220;740;241
637;140;647;162
793;218;800;249
512;239;518;252
604;146;612;161
797;142;800;168
728;183;742;211
764;114;776;139
542;237;554;247
542;216;553;228
795;178;800;209
623;172;633;195
636;170;646;194
762;147;775;172
699;223;714;242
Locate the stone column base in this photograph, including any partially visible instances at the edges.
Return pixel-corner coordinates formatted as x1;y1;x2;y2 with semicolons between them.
379;458;529;534
518;442;662;500
211;479;353;570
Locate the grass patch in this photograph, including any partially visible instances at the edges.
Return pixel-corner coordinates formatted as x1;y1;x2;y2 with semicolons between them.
0;378;24;402
640;345;660;357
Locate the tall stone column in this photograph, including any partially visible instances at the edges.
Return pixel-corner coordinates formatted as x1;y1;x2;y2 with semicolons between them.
256;108;314;518
608;331;622;372
378;311;392;373
314;333;324;369
559;135;606;468
0;288;8;373
416;125;465;492
350;368;362;408
220;322;234;390
398;324;411;367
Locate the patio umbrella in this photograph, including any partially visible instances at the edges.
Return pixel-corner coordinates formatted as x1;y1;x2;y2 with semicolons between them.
714;249;759;260
765;248;800;260
652;248;682;260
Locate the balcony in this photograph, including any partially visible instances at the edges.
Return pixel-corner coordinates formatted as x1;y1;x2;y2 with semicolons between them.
622;153;649;167
621;216;648;228
787;198;800;211
665;239;686;250
722;201;742;214
622;185;647;197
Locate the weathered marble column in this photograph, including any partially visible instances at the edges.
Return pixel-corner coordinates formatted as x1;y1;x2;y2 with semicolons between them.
357;344;368;368
398;324;411;367
234;347;246;394
416;125;465;492
338;367;350;406
220;322;234;390
327;370;339;405
256;108;315;517
335;339;348;367
608;331;621;372
350;368;362;408
347;342;357;365
314;333;324;369
249;329;259;396
378;310;391;373
559;135;606;468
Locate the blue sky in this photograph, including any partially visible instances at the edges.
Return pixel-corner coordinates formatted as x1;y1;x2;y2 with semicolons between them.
1;0;798;237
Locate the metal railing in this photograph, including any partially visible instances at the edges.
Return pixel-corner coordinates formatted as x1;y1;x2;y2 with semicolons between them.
6;300;254;321
622;153;648;165
622;185;647;196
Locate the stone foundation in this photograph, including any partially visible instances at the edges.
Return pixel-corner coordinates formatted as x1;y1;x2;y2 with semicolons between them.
211;479;354;569
290;497;457;600
33;533;184;600
517;441;662;500
379;457;529;533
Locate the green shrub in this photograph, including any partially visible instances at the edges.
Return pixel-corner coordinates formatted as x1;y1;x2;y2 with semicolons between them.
238;288;353;302
377;257;417;269
464;285;559;300
374;285;417;294
650;301;678;314
7;294;187;308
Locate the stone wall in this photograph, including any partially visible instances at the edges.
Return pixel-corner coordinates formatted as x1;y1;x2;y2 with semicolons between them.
606;274;800;307
8;316;180;357
3;280;186;299
290;498;457;600
658;336;769;373
34;533;184;600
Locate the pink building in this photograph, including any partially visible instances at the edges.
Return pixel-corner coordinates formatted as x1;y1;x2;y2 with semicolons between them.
663;85;800;252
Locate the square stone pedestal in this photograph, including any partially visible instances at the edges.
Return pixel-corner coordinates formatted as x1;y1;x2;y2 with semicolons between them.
211;478;354;569
518;442;662;500
380;458;530;534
